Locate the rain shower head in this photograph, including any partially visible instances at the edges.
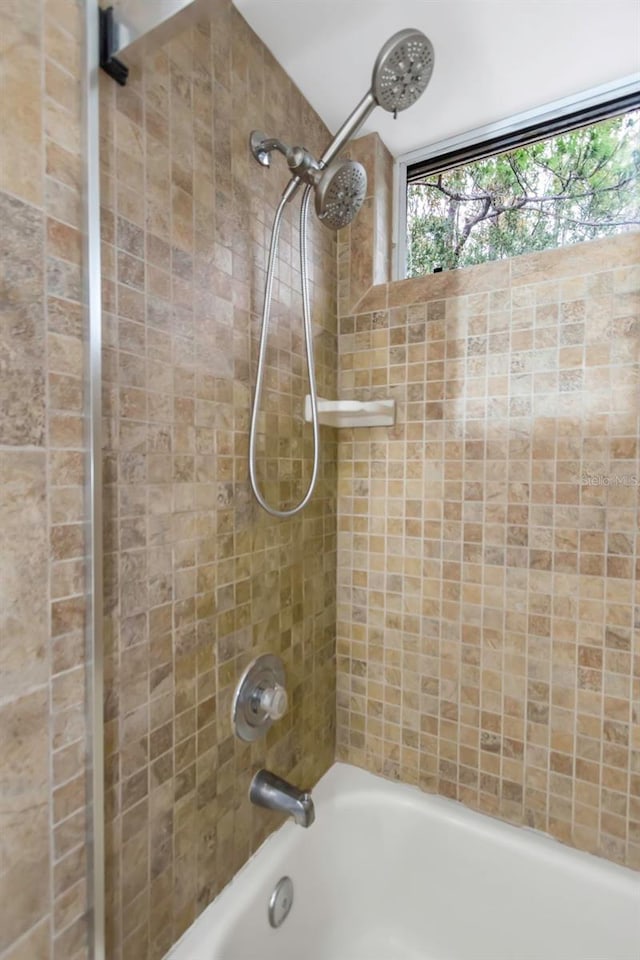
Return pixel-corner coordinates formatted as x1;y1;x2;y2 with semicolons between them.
314;159;367;230
249;133;368;229
371;28;434;114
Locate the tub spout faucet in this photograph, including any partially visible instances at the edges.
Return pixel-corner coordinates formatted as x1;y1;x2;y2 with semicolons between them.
249;769;315;828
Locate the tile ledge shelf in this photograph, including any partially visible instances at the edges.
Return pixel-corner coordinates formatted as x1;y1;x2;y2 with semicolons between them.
343;230;640;316
304;396;396;428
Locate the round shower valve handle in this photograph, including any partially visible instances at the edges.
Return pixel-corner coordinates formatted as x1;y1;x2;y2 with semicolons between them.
232;654;288;741
258;684;288;720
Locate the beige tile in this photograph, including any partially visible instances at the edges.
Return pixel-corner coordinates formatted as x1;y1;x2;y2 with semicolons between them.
1;2;87;958
0;190;45;304
0;688;51;950
100;5;338;955
0;920;50;960
0;302;46;445
0;451;48;698
337;232;639;870
0;0;44;205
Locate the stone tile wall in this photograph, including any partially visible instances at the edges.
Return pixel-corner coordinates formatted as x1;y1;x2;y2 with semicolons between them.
3;9;636;960
336;232;640;869
99;4;338;957
0;1;90;957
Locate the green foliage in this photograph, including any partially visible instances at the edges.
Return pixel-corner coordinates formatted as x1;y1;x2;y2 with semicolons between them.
407;110;640;277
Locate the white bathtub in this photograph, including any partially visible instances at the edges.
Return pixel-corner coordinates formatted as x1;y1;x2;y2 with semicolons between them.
167;763;640;960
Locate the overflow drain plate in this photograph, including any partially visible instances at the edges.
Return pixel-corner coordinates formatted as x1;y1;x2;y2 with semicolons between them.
268;876;294;929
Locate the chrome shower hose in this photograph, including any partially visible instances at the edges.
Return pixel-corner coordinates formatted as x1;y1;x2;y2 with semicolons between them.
248;184;320;518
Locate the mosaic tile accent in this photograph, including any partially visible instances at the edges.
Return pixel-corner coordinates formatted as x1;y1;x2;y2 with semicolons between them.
99;5;338;957
336;231;640;870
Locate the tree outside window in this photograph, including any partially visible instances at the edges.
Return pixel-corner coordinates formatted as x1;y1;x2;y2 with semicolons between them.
407;109;640;277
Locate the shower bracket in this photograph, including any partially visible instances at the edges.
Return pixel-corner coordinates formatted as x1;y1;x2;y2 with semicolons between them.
99;6;129;86
250;131;322;183
99;1;200;86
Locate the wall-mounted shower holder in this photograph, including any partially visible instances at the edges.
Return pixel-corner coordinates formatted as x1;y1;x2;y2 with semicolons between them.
304;396;396;428
250;131;321;182
232;654;288;742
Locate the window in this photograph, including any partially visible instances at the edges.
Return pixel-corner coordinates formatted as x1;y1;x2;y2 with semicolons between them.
397;82;640;279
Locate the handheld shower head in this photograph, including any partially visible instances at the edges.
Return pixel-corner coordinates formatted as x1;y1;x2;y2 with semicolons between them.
371;28;434;114
315;27;435;171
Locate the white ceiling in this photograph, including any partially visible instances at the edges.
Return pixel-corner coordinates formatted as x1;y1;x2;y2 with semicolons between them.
233;0;640;157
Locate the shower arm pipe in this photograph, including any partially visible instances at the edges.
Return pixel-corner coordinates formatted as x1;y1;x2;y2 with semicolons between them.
282;90;377;202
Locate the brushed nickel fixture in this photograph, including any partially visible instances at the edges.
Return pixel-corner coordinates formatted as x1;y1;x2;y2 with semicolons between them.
231;654;288;742
249;28;435;219
249;133;368;231
249;28;435;517
249;770;315;828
